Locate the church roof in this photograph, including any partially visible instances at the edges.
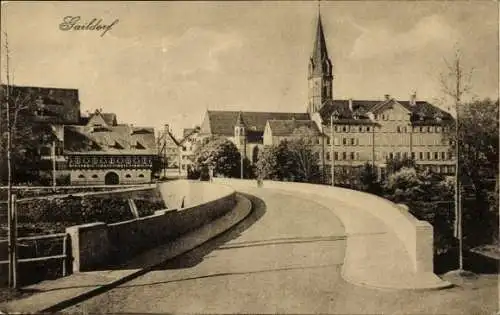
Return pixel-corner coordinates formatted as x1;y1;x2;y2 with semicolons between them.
267;119;321;136
202;110;310;136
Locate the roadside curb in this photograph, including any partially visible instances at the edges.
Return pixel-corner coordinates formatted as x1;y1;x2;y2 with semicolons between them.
3;193;253;314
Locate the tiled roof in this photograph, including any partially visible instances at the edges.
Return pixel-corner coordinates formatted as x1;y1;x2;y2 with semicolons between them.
204;110;311;136
319;99;453;125
267;120;321;136
0;84;80;124
64;124;156;155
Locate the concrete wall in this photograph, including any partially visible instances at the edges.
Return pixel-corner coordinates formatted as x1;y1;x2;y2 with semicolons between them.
214;178;434;273
66;181;236;272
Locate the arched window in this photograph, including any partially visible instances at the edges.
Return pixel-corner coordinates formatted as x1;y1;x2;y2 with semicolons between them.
92;174;98;179
78;174;85;179
138;174;144;178
125;174;131;178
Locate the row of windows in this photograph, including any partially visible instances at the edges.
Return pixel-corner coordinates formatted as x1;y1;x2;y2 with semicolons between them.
77;173;145;179
325;151;453;161
71;156;151;165
332;125;372;133
396;126;449;133
331;124;449;134
326;152;360;161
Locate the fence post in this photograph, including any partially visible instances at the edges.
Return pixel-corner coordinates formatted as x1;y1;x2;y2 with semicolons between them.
12;194;18;289
62;234;68;277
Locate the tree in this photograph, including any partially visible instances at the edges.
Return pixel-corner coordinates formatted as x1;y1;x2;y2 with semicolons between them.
357;162;382;195
193;136;240;178
287;127;321;183
385;156;416;177
255;127;321;183
255;140;295;181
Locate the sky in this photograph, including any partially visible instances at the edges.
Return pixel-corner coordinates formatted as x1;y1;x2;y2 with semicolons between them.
1;1;498;137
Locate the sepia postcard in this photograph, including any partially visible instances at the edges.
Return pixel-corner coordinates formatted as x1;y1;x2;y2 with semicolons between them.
0;1;498;314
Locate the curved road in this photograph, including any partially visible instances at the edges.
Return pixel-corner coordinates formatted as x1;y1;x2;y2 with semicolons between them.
67;187;496;314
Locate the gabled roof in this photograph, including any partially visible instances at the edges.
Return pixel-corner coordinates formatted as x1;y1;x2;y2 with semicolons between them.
64;124;156;155
267;119;321;136
319;99;453;125
203;110;311;136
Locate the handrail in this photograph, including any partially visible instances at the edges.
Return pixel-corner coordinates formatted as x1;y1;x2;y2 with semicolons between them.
0;233;70;277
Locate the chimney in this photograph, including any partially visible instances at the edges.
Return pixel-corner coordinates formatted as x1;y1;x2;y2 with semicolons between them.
348;98;353;112
384;94;391;100
410;92;417;106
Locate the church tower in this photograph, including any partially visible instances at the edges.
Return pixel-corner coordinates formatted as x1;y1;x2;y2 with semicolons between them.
234;111;246;158
307;9;333;114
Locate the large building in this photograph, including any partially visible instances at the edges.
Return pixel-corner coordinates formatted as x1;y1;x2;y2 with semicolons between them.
0;84;156;185
198;11;455;182
63;111;156;185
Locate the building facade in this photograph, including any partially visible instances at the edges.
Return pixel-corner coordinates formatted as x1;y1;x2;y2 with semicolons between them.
192;11;455;182
179;128;200;175
64;111;156;185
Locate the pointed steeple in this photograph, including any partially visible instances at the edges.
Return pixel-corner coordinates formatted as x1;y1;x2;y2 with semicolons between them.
311;10;329;68
307;3;334;113
235;111;245;127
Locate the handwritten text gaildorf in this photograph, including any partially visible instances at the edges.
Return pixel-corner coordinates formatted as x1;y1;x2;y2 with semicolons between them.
59;16;119;37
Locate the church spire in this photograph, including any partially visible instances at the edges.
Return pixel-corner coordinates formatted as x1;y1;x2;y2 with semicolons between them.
311;7;329;69
307;3;333;114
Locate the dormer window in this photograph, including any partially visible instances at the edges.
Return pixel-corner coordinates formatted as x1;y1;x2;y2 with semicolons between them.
418;112;425;121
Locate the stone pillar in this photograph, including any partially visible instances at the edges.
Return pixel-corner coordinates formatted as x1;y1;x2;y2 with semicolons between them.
66;222;110;272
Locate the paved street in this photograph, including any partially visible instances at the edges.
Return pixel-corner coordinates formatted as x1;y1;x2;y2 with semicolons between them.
67;188;497;314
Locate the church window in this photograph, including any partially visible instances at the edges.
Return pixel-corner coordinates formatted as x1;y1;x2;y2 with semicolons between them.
125;174;131;178
78;174;85;179
138;174;144;178
92;174;98;179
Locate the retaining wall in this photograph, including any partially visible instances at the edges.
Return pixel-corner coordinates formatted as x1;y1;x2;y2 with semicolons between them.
214;178;433;273
66;180;236;272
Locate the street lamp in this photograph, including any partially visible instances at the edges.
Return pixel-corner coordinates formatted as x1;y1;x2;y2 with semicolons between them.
330;111;339;186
